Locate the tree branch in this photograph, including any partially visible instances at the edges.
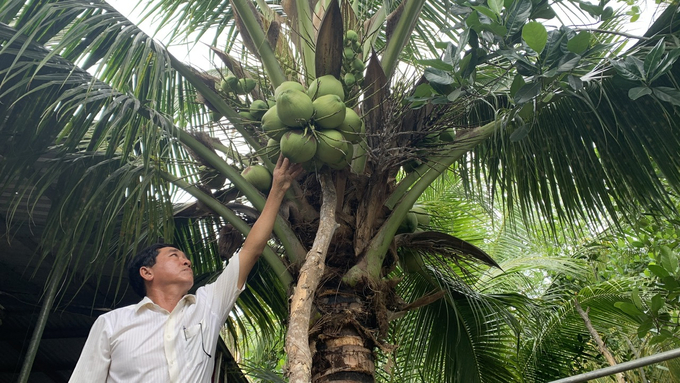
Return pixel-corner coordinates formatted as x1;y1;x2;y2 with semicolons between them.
285;172;337;382
574;298;626;383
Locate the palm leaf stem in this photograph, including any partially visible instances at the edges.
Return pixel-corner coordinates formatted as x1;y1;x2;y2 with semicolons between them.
228;0;286;87
348;120;502;281
362;6;386;60
292;0;316;81
380;0;426;80
161;172;293;287
18;255;68;383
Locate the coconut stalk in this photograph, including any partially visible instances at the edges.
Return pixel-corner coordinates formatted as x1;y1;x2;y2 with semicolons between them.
285;172;337;382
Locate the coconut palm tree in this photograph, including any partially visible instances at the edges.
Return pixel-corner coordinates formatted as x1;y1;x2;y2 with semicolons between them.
2;0;680;381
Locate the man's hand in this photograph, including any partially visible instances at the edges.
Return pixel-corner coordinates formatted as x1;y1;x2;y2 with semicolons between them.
270;154;304;197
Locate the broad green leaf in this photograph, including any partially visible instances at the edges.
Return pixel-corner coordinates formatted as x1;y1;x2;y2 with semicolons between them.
649;334;668;345
554;53;581;73
514;81;542;104
505;0;532;37
628;86;652;100
522;22;548;54
541;92;554;103
489;0;504;15
652;87;680;106
660;245;678;274
472;6;498;21
447;88;463;102
485;21;508;37
610;59;643;81
466;11;482;29
579;1;603;18
516;59;537;76
615;301;644;316
643;37;666;78
637;319;654;338
417;59;454;71
651;293;664;314
649;264;670;278
510;74;525;97
649;48;680;82
567;31;591;54
443;42;456;66
411;83;435;98
567;74;583;91
632;287;644;310
509;117;529;141
532;4;556;20
424;68;455;86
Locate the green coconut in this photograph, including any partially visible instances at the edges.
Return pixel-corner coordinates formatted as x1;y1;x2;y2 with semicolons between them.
337;108;364;143
238;78;257;94
343;47;356;61
280;130;318;163
315;129;349;165
223;75;239;93
274;81;305;99
403;159;421;173
200;166;227;189
439;128;456;142
241;165;272;192
328;142;354;170
352;57;365;72
344;73;356;87
410;206;430;227
250;100;269;120
239;111;255;122
261;106;288;141
307;75;345;101
276;90;314;127
345;29;359;43
312;94;346;129
210;110;222;122
397;212;418;234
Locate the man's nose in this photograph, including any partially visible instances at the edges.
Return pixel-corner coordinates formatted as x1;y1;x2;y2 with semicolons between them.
183;258;191;268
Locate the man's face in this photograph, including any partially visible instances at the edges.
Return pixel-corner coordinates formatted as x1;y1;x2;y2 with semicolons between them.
143;247;194;292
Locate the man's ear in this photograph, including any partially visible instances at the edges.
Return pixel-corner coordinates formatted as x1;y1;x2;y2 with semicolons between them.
140;266;154;282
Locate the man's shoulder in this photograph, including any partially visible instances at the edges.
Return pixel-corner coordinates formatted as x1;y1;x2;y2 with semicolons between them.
96;302;141;322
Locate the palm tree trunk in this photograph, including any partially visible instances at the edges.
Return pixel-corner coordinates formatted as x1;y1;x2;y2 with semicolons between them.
311;289;377;383
286;173;337;382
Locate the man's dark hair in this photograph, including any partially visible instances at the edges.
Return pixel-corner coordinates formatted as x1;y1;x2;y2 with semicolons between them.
128;243;177;298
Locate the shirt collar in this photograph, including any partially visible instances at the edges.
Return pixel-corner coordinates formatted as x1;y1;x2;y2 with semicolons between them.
134;294;197;313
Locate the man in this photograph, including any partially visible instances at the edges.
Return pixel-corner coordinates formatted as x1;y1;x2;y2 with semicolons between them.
70;156;302;382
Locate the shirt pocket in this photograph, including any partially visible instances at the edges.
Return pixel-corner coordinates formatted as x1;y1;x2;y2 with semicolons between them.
183;322;210;362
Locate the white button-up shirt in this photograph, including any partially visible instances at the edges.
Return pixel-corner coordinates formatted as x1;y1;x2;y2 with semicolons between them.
69;256;244;383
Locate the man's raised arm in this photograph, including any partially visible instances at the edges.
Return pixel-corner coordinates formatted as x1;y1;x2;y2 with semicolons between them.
237;155;302;288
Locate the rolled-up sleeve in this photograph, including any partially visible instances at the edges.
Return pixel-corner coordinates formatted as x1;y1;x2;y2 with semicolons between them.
69;315;111;382
201;255;245;323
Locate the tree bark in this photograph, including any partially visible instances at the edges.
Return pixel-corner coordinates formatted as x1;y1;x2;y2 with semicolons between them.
286;173;337;383
574;299;626;383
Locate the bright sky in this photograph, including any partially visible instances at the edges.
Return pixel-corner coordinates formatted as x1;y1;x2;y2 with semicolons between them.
106;0;664;72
